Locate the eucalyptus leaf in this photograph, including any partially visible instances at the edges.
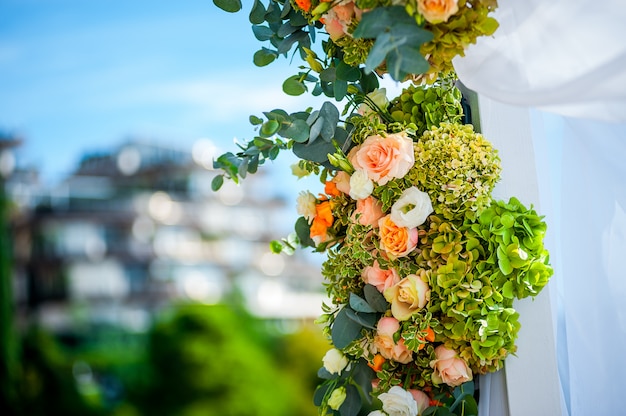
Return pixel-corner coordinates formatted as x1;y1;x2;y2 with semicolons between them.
249;0;266;24
349;293;376;313
277;30;308;55
260;119;280;137
253;48;277;66
212;0;242;13
363;284;388;313
334;79;348;101
280;118;310;142
295;216;315;247
277;21;300;38
339;384;362;416
332;308;363;349
283;75;307;96
317;366;335;380
344;308;377;329
313;383;332;407
252;25;274;41
335;61;361;82
211;175;224;191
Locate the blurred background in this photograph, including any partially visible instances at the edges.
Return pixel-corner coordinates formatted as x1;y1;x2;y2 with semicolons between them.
0;1;333;414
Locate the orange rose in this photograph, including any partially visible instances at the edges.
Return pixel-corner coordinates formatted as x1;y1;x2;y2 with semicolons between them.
310;200;334;242
325;180;341;197
352;132;415;185
295;0;312;12
378;215;418;259
417;0;459;23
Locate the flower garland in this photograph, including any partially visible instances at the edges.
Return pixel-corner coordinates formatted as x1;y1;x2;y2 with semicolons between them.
211;1;552;415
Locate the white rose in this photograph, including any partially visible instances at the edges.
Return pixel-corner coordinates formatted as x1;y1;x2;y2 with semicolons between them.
322;348;349;375
296;191;317;222
379;386;418;416
359;88;389;115
349;169;374;200
368;411;388;416
390;186;433;228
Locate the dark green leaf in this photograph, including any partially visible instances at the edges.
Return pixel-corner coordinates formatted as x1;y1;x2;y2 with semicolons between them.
363;284;388;313
253;48;277;66
211;175;224;191
317;366;335;380
295;216;315;247
320;67;337;83
313;383;332;406
349;293;376;313
249;115;263;125
339;384;362;416
282;75;307;96
252;25;274;41
360;71;380;94
334;79;348;101
277;30;308;54
249;0;266;24
332;308;363;349
385;45;430;81
260;119;280;136
292;140;336;166
335;61;361;82
213;0;242;13
318;101;340;141
344;308;377;329
352;359;375;403
309;117;324;144
277;21;299;38
280;118;310;142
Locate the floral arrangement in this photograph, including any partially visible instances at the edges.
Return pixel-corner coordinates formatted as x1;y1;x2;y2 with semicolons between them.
211;1;552;415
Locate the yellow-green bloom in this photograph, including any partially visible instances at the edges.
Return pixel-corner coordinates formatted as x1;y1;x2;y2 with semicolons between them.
328;386;347;410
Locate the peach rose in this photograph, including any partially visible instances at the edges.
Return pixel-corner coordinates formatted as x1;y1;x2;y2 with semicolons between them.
352;132;415;185
322;0;361;41
362;260;400;293
384;273;430;321
430;345;473;387
373;317;413;364
332;171;351;194
409;389;430;414
378;215;418;259
353;196;385;227
417;0;459;24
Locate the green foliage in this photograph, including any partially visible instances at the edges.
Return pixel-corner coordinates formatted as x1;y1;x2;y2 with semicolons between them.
353;6;433;81
9;328;105;416
133;303;322;416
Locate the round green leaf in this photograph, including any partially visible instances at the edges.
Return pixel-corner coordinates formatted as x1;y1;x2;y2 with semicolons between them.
253;48;277;67
282;75;307;96
260;119;280;137
212;0;242;13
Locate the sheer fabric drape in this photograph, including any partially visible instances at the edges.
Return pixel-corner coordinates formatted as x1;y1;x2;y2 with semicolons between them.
453;0;626;414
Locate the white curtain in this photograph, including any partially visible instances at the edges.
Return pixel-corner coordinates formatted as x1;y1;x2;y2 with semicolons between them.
454;0;626;415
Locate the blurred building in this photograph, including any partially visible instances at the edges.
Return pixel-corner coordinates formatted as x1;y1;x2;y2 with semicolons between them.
7;138;327;335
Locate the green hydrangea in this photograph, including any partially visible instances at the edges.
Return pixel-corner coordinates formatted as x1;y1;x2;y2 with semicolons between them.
412;122;501;220
387;78;465;136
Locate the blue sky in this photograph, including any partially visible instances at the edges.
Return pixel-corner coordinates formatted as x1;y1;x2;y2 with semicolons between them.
0;0;329;184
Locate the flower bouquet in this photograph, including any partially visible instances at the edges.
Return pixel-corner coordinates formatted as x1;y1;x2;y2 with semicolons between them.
212;1;552;415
